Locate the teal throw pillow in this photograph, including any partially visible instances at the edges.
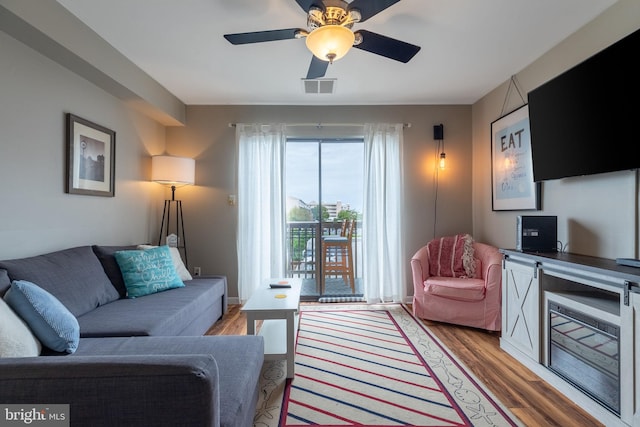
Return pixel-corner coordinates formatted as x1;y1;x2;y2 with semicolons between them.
4;280;79;353
114;246;185;298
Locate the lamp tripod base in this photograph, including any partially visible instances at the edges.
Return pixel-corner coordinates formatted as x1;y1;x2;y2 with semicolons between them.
157;198;188;268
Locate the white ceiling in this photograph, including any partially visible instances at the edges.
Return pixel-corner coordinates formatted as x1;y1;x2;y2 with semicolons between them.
56;0;616;106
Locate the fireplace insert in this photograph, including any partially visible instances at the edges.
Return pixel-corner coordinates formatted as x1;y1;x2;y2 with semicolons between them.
546;291;620;415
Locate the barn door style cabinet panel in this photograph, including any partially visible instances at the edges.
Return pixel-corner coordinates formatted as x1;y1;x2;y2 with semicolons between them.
500;250;640;427
501;257;540;362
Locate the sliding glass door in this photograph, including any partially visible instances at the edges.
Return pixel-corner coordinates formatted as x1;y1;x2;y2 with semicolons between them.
285;138;364;300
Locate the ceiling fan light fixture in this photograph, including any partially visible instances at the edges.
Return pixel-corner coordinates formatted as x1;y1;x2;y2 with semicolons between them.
305;25;355;63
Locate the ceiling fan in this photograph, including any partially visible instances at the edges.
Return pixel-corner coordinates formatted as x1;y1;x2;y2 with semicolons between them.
223;0;421;79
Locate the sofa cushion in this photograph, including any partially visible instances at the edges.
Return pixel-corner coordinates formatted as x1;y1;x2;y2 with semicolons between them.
4;280;79;353
137;245;192;281
115;246;184;298
424;277;486;302
92;245;138;298
0;297;41;357
0;246;120;316
77;278;226;337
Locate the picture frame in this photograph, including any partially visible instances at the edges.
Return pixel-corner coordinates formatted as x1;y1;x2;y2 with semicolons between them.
490;104;540;211
65;113;116;197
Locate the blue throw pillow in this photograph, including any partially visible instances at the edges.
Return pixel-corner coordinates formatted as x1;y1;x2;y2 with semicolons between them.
114;246;185;298
4;280;80;353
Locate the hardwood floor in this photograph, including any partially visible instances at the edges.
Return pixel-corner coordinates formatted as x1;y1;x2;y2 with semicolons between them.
207;303;604;427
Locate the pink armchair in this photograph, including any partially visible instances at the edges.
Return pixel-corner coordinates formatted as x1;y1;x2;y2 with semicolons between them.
411;238;503;331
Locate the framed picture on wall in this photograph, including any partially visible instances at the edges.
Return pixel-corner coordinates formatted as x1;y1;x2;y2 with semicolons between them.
65;113;116;197
490;104;540;211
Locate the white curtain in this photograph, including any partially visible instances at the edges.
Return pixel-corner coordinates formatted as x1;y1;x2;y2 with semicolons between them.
236;123;287;302
362;123;406;303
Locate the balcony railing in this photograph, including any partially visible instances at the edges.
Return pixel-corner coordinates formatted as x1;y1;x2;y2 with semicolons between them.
286;220;361;294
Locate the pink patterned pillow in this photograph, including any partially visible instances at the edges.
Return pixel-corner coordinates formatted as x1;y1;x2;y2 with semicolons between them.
427;234;476;278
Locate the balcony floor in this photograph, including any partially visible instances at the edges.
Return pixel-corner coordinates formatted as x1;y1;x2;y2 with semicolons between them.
298;277;365;302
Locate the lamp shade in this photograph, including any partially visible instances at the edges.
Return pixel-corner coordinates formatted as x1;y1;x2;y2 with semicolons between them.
151;155;195;186
305;25;355;62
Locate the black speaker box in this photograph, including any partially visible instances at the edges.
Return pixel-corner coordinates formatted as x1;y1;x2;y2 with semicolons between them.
516;215;558;252
433;124;443;140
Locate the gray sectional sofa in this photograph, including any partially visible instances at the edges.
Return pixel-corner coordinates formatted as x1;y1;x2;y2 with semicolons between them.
0;245;264;427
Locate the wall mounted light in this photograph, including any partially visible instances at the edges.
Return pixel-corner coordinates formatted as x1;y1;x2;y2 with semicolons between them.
432;123;445;238
434;124;445;170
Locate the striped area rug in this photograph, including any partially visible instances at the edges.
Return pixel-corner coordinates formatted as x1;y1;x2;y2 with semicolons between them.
253;304;523;427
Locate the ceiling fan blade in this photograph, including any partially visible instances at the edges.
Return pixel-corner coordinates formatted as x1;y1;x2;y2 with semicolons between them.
354;30;420;63
294;0;322;13
224;28;300;45
306;55;329;79
347;0;401;22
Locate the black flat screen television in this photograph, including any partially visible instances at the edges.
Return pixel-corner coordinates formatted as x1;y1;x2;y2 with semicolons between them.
528;27;640;182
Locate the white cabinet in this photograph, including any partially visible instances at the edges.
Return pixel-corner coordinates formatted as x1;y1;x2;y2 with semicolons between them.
500;250;640;427
501;257;540;362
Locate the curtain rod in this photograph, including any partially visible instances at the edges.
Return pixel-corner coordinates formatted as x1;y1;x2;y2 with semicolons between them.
228;122;411;128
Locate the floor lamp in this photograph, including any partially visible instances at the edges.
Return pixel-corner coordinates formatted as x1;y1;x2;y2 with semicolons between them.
151;155;195;268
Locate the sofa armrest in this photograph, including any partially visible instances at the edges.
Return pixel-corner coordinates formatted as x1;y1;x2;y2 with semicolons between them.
474;242;502;289
481;260;504;330
485;263;503;292
0;354;219;426
410;246;431;298
474;242;503;297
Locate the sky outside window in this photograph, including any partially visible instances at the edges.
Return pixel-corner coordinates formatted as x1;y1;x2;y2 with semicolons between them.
286;140;364;213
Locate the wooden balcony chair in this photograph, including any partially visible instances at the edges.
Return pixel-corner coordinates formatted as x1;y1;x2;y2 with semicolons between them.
321;219;356;293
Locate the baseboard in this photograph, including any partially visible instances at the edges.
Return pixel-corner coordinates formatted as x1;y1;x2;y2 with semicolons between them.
228;295;412;306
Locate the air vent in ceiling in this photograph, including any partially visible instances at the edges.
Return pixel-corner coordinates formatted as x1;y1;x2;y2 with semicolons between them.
301;78;336;94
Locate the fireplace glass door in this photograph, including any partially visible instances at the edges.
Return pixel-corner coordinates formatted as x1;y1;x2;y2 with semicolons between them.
547;299;620;414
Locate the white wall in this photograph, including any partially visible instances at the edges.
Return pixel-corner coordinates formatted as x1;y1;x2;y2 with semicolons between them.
472;0;640;259
0;31;165;259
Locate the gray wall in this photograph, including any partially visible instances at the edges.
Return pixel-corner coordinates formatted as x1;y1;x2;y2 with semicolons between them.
472;0;640;260
167;105;472;300
0;15;474;300
0;0;185;126
0;30;165;259
1;0;638;301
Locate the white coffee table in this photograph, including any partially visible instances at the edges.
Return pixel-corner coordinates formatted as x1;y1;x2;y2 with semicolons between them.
241;278;301;378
